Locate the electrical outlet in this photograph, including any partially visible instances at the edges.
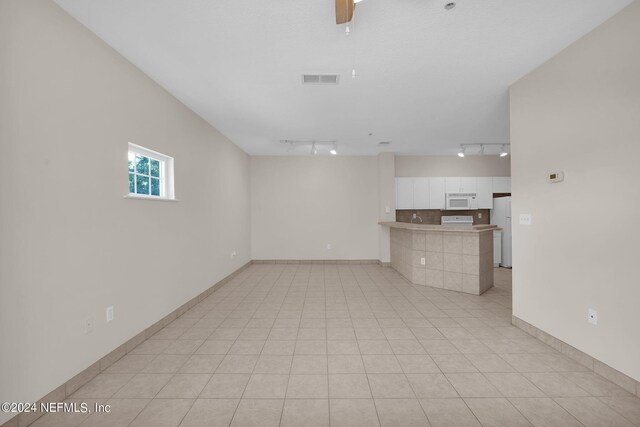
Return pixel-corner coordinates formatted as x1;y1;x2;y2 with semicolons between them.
326;244;332;250
478;212;482;219
412;213;417;219
588;308;598;325
106;306;114;323
85;317;94;334
420;257;426;266
519;214;532;225
231;250;237;258
385;206;391;214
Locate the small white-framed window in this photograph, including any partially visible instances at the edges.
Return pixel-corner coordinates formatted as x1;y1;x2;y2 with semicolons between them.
127;143;175;200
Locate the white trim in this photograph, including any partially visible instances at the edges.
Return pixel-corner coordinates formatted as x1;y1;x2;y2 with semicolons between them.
127;142;175;200
123;195;179;202
128;142;171;160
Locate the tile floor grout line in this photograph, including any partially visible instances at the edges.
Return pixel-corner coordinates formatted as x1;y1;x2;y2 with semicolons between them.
362;265;434;425
36;265;640;427
279;262;309;427
351;265;384;427
182;269;255;426
594;395;640;426
228;262;288;427
506;396;586;427
124;267;259;426
218;266;263;427
157;265;255;426
373;264;485;427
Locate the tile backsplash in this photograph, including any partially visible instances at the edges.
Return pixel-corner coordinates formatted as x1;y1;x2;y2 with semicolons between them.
396;209;490;225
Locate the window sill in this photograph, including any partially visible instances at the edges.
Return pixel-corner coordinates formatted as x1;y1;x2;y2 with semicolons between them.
123;195;179;202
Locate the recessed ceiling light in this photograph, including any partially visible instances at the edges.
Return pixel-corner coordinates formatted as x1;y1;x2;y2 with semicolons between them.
445;2;456;10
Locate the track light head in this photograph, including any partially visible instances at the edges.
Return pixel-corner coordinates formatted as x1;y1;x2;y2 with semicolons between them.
457;146;465;158
500;144;509;157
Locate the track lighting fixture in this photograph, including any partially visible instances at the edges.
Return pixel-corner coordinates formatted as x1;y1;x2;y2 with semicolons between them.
457;143;510;157
281;140;338;156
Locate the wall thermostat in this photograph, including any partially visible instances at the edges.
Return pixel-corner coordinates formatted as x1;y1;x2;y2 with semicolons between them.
548;171;564;183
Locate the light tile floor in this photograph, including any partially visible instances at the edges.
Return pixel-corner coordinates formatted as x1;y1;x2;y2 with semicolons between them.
33;264;640;426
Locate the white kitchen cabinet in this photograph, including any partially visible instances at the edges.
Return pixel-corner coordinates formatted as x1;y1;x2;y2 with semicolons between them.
397;176;510;210
476;177;493;209
413;178;430;209
445;177;477;193
493;177;511;193
460;177;477;193
445;177;461;193
429;177;446;210
396;178;414;209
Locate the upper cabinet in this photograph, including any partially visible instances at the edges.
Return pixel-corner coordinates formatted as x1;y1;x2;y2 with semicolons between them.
396;176;510;210
460;177;477;193
396;177;432;209
492;177;511;193
445;177;461;193
476;177;493;209
445;177;477;193
429;177;446;210
396;178;414;209
413;178;430;209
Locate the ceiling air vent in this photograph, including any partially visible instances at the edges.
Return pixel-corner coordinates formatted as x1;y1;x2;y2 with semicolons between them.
302;74;339;85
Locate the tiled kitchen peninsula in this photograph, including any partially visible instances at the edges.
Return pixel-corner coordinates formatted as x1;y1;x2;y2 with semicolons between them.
382;222;495;295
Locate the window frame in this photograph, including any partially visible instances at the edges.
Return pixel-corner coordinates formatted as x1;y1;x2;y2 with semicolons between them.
126;142;176;201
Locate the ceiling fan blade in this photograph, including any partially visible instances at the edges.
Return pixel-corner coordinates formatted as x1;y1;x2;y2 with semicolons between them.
335;0;355;24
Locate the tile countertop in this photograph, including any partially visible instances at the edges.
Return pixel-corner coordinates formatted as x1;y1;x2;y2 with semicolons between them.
379;221;499;233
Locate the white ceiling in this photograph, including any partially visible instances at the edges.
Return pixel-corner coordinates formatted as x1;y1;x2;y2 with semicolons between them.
54;0;633;155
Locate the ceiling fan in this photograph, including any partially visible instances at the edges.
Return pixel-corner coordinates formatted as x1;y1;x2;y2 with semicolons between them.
335;0;361;24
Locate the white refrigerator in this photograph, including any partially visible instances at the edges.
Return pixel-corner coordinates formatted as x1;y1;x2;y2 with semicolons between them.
491;197;512;268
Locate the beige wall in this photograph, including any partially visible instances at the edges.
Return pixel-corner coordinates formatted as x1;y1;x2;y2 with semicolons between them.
511;1;640;382
250;156;379;260
396;155;510;177
0;0;251;418
377;153;396;263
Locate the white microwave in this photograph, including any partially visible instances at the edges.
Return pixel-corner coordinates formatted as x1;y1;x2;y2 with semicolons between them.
446;193;478;210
